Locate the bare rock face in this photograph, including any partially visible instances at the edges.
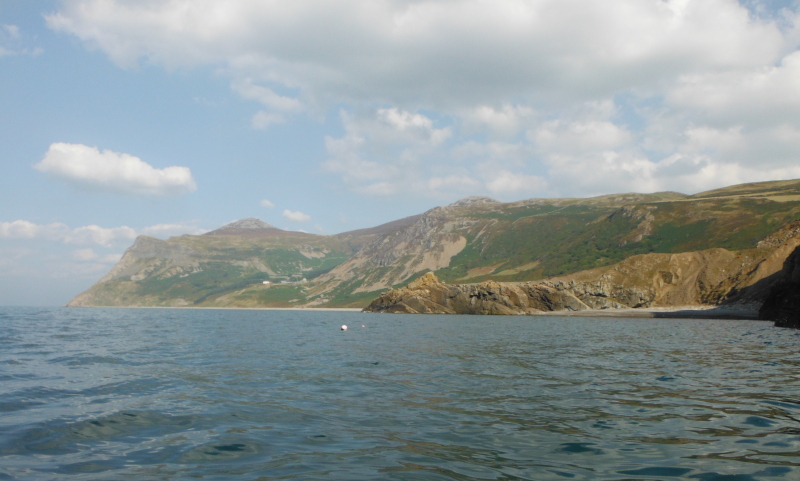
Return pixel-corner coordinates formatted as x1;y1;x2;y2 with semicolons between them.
759;244;800;328
448;196;499;207
364;273;652;315
364;225;800;319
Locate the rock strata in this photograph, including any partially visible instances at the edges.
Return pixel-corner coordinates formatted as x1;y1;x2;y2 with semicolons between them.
365;232;800;323
365;272;655;315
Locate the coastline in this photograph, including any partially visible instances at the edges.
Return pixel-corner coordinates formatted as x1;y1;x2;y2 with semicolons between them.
67;306;364;312
533;305;761;320
66;304;762;320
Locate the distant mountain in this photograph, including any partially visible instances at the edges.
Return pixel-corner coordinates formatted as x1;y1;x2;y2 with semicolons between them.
204;217;279;236
69;179;800;311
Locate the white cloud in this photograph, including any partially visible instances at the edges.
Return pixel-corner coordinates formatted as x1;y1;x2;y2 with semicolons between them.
72;248;98;261
64;225;138;247
376;108;452;145
102;253;124;263
46;0;788;107
260;199;275;208
462;105;535;137
3;25;20;39
72;248;121;263
427;175;479;191
486;170;548;195
233;78;303;112
140;223;208;238
251;111;285;129
1;24;43;57
46;1;800;198
34;143;197;196
322;108;460;196
282;210;310;222
0;221;69;240
1;220;205;247
533;120;633;156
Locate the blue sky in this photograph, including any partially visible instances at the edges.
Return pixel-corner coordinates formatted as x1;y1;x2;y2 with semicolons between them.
2;0;800;305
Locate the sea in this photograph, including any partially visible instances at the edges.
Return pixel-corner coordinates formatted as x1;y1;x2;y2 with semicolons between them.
1;307;799;480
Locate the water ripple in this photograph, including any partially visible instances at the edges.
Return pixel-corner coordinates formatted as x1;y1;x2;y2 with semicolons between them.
1;309;799;479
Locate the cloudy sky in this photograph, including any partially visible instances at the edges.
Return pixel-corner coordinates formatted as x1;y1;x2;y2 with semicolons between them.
2;0;800;305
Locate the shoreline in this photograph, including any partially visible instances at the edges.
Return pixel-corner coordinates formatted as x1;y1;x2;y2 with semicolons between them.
67;304;763;320
67;306;364;312
534;305;761;320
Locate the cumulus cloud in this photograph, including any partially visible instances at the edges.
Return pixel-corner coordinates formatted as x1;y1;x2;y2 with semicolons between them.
322;108;461;196
34;143;197;196
0;221;69;240
462;105;536;138
282;210;310;222
63;225;138;247
260;199;275;208
140;223;208;237
1;220;204;246
71;248;98;261
45;0;789;106
46;0;800;198
486;171;549;195
251;111;286;129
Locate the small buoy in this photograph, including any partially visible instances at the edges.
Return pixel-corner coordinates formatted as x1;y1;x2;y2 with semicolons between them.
361;325;365;328
341;325;347;331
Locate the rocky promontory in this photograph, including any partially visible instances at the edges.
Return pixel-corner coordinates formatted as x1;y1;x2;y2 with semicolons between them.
364;272;651;315
365;224;800;323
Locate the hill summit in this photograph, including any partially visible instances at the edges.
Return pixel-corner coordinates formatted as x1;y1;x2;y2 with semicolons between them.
204;218;278;236
449;196;498;207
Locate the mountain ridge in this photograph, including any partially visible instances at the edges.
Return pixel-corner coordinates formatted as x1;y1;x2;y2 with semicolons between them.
68;179;800;317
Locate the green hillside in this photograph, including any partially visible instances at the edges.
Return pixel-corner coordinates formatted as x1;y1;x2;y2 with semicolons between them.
70;179;800;308
434;195;800;284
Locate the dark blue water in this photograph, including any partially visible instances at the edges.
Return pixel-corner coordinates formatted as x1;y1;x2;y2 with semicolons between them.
1;308;799;480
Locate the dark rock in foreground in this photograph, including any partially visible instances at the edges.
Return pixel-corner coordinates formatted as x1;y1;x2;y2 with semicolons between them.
759;244;800;328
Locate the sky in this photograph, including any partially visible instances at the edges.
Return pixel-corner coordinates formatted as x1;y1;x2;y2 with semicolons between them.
2;0;800;306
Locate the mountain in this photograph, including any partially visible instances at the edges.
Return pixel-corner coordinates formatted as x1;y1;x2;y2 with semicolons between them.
203;217;278;236
69;179;800;310
364;220;800;316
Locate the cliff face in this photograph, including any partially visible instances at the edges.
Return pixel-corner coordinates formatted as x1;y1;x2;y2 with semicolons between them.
365;222;800;320
759;244;800;328
365;273;633;315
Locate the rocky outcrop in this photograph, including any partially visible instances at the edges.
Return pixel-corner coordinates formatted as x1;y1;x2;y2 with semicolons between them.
204;218;298;237
759;243;800;328
365;230;800;320
365;272;656;315
311;206;469;295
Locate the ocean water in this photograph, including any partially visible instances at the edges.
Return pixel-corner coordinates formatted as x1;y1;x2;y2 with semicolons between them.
1;308;799;480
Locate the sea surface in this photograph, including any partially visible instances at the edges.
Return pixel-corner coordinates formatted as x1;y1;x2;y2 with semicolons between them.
1;307;800;480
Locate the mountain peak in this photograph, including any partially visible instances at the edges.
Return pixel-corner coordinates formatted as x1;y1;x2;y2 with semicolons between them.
449;196;499;207
204;218;277;236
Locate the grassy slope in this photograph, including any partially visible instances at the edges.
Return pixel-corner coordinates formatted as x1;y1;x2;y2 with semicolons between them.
82;233;354;307
76;179;800;308
434;197;800;287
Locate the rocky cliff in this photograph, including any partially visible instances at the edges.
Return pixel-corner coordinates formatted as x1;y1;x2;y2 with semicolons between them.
759;243;800;328
365;220;800;321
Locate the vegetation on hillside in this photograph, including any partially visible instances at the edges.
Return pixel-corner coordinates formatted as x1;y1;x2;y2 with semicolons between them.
70;179;800;308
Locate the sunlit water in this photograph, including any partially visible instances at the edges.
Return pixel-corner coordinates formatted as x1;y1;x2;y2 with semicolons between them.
1;307;799;480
